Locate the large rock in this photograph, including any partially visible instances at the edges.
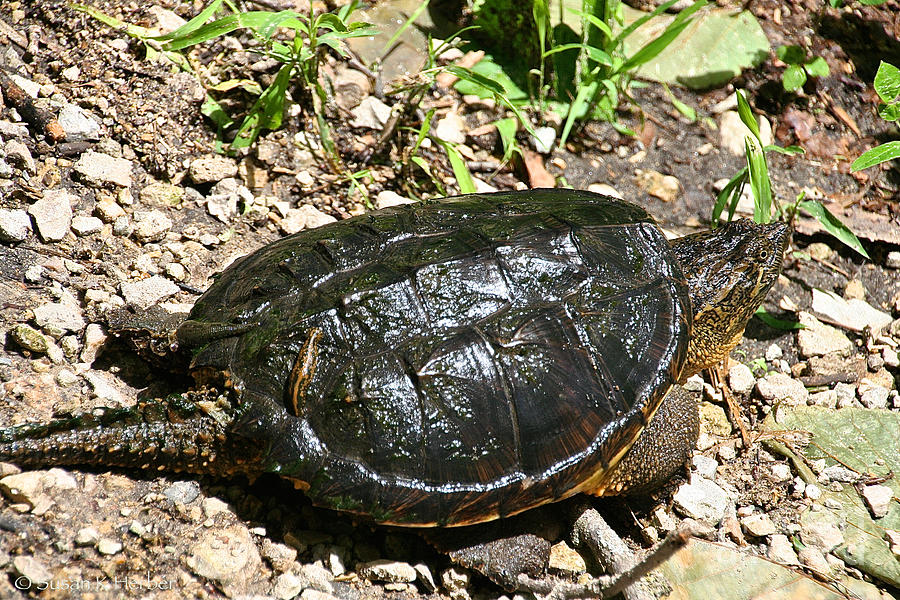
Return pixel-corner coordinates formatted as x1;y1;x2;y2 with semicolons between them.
73;151;133;187
187;525;262;594
28;189;75;242
796;312;853;358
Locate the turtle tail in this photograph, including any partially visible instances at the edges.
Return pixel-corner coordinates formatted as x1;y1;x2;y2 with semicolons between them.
0;395;265;478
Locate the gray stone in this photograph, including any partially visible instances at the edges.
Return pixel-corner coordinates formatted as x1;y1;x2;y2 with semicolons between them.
756;372;808;405
820;465;859;484
531;126;556;154
719;110;773;156
692;455;718;479
141;182;184;206
859;385;890;409
805;483;822;500
796;312;853;358
34;300;85;334
120;275;180;310
434;111;466;145
811;288;892;333
0;120;29;138
5;140;35;173
10;324;49;353
12;556;52;587
0;472;46;507
358;559;417;583
801;510;845;551
765;343;783;361
73;151;133;187
95;197;126;222
80;323;107;365
672;476;730;525
260;539;297;572
28;189;75;242
741;513;777;537
770;463;792;482
767;533;799;565
274;572;305;599
84;371;127;405
728;363;755;394
440;566;470;596
634;169;680;203
189;155;238;184
164;480;201;504
375;190;416;209
132;209;173;242
57;103;101;140
414;563;437;592
884;347;899;369
75;526;101;546
861;484;893;518
301;590;341;600
297;563;334;592
279;205;337;235
71;215;103;236
798;546;830;574
349;96;392;130
333;65;372;110
0;208;31;242
886;251;900;269
97;538;123;555
187;525;262;591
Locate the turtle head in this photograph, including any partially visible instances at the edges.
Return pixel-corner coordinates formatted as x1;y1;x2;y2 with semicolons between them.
671;219;790;379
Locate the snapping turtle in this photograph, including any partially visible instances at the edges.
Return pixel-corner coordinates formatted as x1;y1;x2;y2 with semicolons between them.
1;190;788;532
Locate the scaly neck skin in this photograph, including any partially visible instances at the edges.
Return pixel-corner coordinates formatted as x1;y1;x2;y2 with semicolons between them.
670;219;790;380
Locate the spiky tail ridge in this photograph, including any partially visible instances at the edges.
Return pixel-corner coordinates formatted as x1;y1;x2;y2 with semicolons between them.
0;394;264;478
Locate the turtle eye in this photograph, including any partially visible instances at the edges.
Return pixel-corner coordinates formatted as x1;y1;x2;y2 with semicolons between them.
759;250;769;260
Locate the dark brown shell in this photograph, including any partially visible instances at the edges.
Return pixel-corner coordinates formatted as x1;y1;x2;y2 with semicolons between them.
179;189;691;525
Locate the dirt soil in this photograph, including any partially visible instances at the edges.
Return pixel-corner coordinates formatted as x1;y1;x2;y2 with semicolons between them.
0;0;899;599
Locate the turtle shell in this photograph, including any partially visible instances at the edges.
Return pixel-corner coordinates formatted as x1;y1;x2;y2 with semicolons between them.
181;189;691;526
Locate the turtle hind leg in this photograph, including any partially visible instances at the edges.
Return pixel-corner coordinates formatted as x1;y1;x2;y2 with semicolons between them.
599;385;699;497
0;394;265;479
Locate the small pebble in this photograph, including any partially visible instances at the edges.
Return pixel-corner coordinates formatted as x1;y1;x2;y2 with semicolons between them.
75;527;100;546
97;538;123;555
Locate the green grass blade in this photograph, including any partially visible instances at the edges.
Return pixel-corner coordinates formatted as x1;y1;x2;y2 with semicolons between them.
559;82;595;147
711;166;747;226
755;307;803;330
437;141;477;194
410;156;446;195
745;137;772;223
850;140;900;171
763;144;804;155
799;200;870;259
149;0;226;41
229;62;293;150
412;108;436;155
495;117;520;162
735;90;760;141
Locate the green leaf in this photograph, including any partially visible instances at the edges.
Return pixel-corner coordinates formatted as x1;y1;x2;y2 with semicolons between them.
735;90;760;141
781;64;806;91
711;166;747;225
662;83;696;121
410;156;445;196
803;56;829;78
411;108;436;156
494;117;520;162
71;3;154;38
799;200;870;259
873;60;900;103
446;65;506;96
559;82;596;147
850;140;900;171
149;0;225;41
620;14;695;73
754;307;803;330
437;141;477;194
764;406;900;588
878;102;900;122
565;8;613;40
201;94;233;129
775;44;805;65
229;62;293;150
763;144;804;155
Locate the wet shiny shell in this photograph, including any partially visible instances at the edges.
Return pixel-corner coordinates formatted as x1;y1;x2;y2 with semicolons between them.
182;189;691;526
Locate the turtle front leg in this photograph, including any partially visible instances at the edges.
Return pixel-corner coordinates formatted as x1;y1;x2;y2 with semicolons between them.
599;385;699;497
